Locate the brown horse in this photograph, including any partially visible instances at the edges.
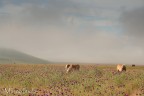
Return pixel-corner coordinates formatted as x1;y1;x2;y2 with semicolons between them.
65;64;80;73
132;64;135;67
117;64;126;72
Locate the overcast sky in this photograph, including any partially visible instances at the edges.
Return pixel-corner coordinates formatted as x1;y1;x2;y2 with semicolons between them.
0;0;144;64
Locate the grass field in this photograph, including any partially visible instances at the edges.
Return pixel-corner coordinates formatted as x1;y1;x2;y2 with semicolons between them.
0;64;143;96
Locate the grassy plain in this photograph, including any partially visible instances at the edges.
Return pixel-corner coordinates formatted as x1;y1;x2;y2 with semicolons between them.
0;64;143;96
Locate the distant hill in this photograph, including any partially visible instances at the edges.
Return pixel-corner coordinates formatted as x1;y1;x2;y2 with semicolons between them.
0;48;50;64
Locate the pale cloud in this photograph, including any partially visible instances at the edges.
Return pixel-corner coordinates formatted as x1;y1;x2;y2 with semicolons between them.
93;20;117;27
71;0;144;10
121;6;144;47
0;0;144;64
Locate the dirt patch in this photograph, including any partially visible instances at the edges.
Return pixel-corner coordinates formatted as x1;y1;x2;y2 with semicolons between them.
130;90;144;96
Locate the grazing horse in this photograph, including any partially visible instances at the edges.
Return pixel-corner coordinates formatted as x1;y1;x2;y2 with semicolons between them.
132;64;135;67
65;64;80;73
117;64;126;72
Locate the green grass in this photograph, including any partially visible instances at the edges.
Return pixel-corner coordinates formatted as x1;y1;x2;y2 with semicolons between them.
0;64;143;96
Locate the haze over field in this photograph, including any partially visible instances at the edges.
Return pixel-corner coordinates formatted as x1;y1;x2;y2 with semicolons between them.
0;0;144;64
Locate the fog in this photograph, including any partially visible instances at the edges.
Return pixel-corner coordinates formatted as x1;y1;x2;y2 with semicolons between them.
0;0;144;64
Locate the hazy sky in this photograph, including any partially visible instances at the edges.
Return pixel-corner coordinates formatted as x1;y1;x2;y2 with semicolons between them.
0;0;144;64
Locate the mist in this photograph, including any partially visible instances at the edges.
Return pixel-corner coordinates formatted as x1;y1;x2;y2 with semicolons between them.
0;0;144;64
